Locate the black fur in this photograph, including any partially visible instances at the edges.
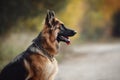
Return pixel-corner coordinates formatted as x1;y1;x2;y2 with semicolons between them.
0;52;27;80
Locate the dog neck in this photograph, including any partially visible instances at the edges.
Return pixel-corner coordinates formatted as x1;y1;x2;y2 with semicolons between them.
32;42;54;61
32;33;59;57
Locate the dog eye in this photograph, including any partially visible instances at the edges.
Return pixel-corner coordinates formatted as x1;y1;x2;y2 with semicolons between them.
55;24;63;30
59;24;64;30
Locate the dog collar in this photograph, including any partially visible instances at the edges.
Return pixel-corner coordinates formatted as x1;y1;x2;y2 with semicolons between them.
33;42;54;62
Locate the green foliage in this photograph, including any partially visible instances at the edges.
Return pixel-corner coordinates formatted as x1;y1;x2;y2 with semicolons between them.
0;0;68;35
79;0;109;41
85;0;104;11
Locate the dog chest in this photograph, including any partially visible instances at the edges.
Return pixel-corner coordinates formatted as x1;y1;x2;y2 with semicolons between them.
44;58;58;79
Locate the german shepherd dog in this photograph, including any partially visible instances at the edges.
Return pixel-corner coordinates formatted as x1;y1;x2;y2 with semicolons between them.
0;10;76;80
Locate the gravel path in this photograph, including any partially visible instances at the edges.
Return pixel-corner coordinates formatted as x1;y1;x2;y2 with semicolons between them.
55;43;120;80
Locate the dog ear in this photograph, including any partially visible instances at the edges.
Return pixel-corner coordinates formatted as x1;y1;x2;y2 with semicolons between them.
45;10;55;28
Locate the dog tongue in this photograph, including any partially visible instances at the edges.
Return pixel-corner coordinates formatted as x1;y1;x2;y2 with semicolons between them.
66;41;70;45
66;37;70;45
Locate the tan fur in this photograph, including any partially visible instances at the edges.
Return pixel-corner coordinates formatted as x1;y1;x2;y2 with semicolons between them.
24;59;33;80
24;53;58;80
40;18;62;55
41;26;59;55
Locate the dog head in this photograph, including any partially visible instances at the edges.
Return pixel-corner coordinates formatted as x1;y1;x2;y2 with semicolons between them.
42;10;76;45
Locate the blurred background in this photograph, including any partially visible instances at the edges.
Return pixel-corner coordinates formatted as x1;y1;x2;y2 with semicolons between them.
0;0;120;80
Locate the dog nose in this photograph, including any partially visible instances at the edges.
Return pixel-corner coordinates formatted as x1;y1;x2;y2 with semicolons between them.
73;31;77;35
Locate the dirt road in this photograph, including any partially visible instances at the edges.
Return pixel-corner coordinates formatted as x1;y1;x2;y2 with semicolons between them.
55;43;120;80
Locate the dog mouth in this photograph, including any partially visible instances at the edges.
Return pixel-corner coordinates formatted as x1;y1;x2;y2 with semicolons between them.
57;29;77;45
57;35;71;45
